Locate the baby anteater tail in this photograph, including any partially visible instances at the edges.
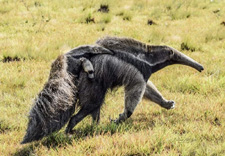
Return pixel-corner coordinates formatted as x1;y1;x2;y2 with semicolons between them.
21;55;77;144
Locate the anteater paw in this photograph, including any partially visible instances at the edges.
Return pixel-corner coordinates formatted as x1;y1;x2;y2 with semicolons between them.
161;100;175;110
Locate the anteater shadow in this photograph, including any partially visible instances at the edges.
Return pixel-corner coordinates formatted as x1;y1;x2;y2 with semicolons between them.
14;110;184;155
14;120;135;155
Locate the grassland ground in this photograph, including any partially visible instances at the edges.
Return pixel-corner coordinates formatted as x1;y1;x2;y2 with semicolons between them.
0;0;225;155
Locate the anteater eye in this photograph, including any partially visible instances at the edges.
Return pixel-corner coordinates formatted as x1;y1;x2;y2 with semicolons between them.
169;50;174;58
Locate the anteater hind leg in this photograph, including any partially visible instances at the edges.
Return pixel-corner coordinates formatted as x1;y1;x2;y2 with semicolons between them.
91;107;100;124
144;80;175;109
112;74;146;123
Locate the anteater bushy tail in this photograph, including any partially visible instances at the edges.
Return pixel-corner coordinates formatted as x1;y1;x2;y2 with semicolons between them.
21;55;77;144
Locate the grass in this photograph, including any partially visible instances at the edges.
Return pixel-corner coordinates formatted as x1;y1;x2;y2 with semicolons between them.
0;0;225;155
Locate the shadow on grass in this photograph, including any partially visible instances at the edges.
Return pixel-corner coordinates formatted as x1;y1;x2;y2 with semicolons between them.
42;121;135;148
15;109;189;155
13;144;37;156
14;110;189;155
13;121;135;155
14;110;184;155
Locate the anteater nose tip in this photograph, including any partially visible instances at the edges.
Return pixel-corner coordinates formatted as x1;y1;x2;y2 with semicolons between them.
199;66;204;72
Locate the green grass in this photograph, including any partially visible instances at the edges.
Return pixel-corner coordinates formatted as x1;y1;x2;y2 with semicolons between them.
1;0;225;155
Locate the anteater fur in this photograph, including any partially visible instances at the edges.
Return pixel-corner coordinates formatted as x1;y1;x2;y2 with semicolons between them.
21;55;77;144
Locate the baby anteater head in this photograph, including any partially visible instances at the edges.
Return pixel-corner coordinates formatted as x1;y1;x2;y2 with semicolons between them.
80;57;95;79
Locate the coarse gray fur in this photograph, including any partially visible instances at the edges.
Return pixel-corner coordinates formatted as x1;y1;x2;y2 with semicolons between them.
21;45;113;144
21;55;76;144
96;36;204;73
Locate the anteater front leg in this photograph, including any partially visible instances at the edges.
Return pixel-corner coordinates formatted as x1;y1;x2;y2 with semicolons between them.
144;80;175;109
112;75;146;123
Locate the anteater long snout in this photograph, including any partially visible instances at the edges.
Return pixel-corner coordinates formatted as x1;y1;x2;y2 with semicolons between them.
171;47;204;72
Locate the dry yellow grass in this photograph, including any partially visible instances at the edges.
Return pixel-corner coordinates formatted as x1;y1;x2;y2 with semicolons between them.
0;0;225;155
